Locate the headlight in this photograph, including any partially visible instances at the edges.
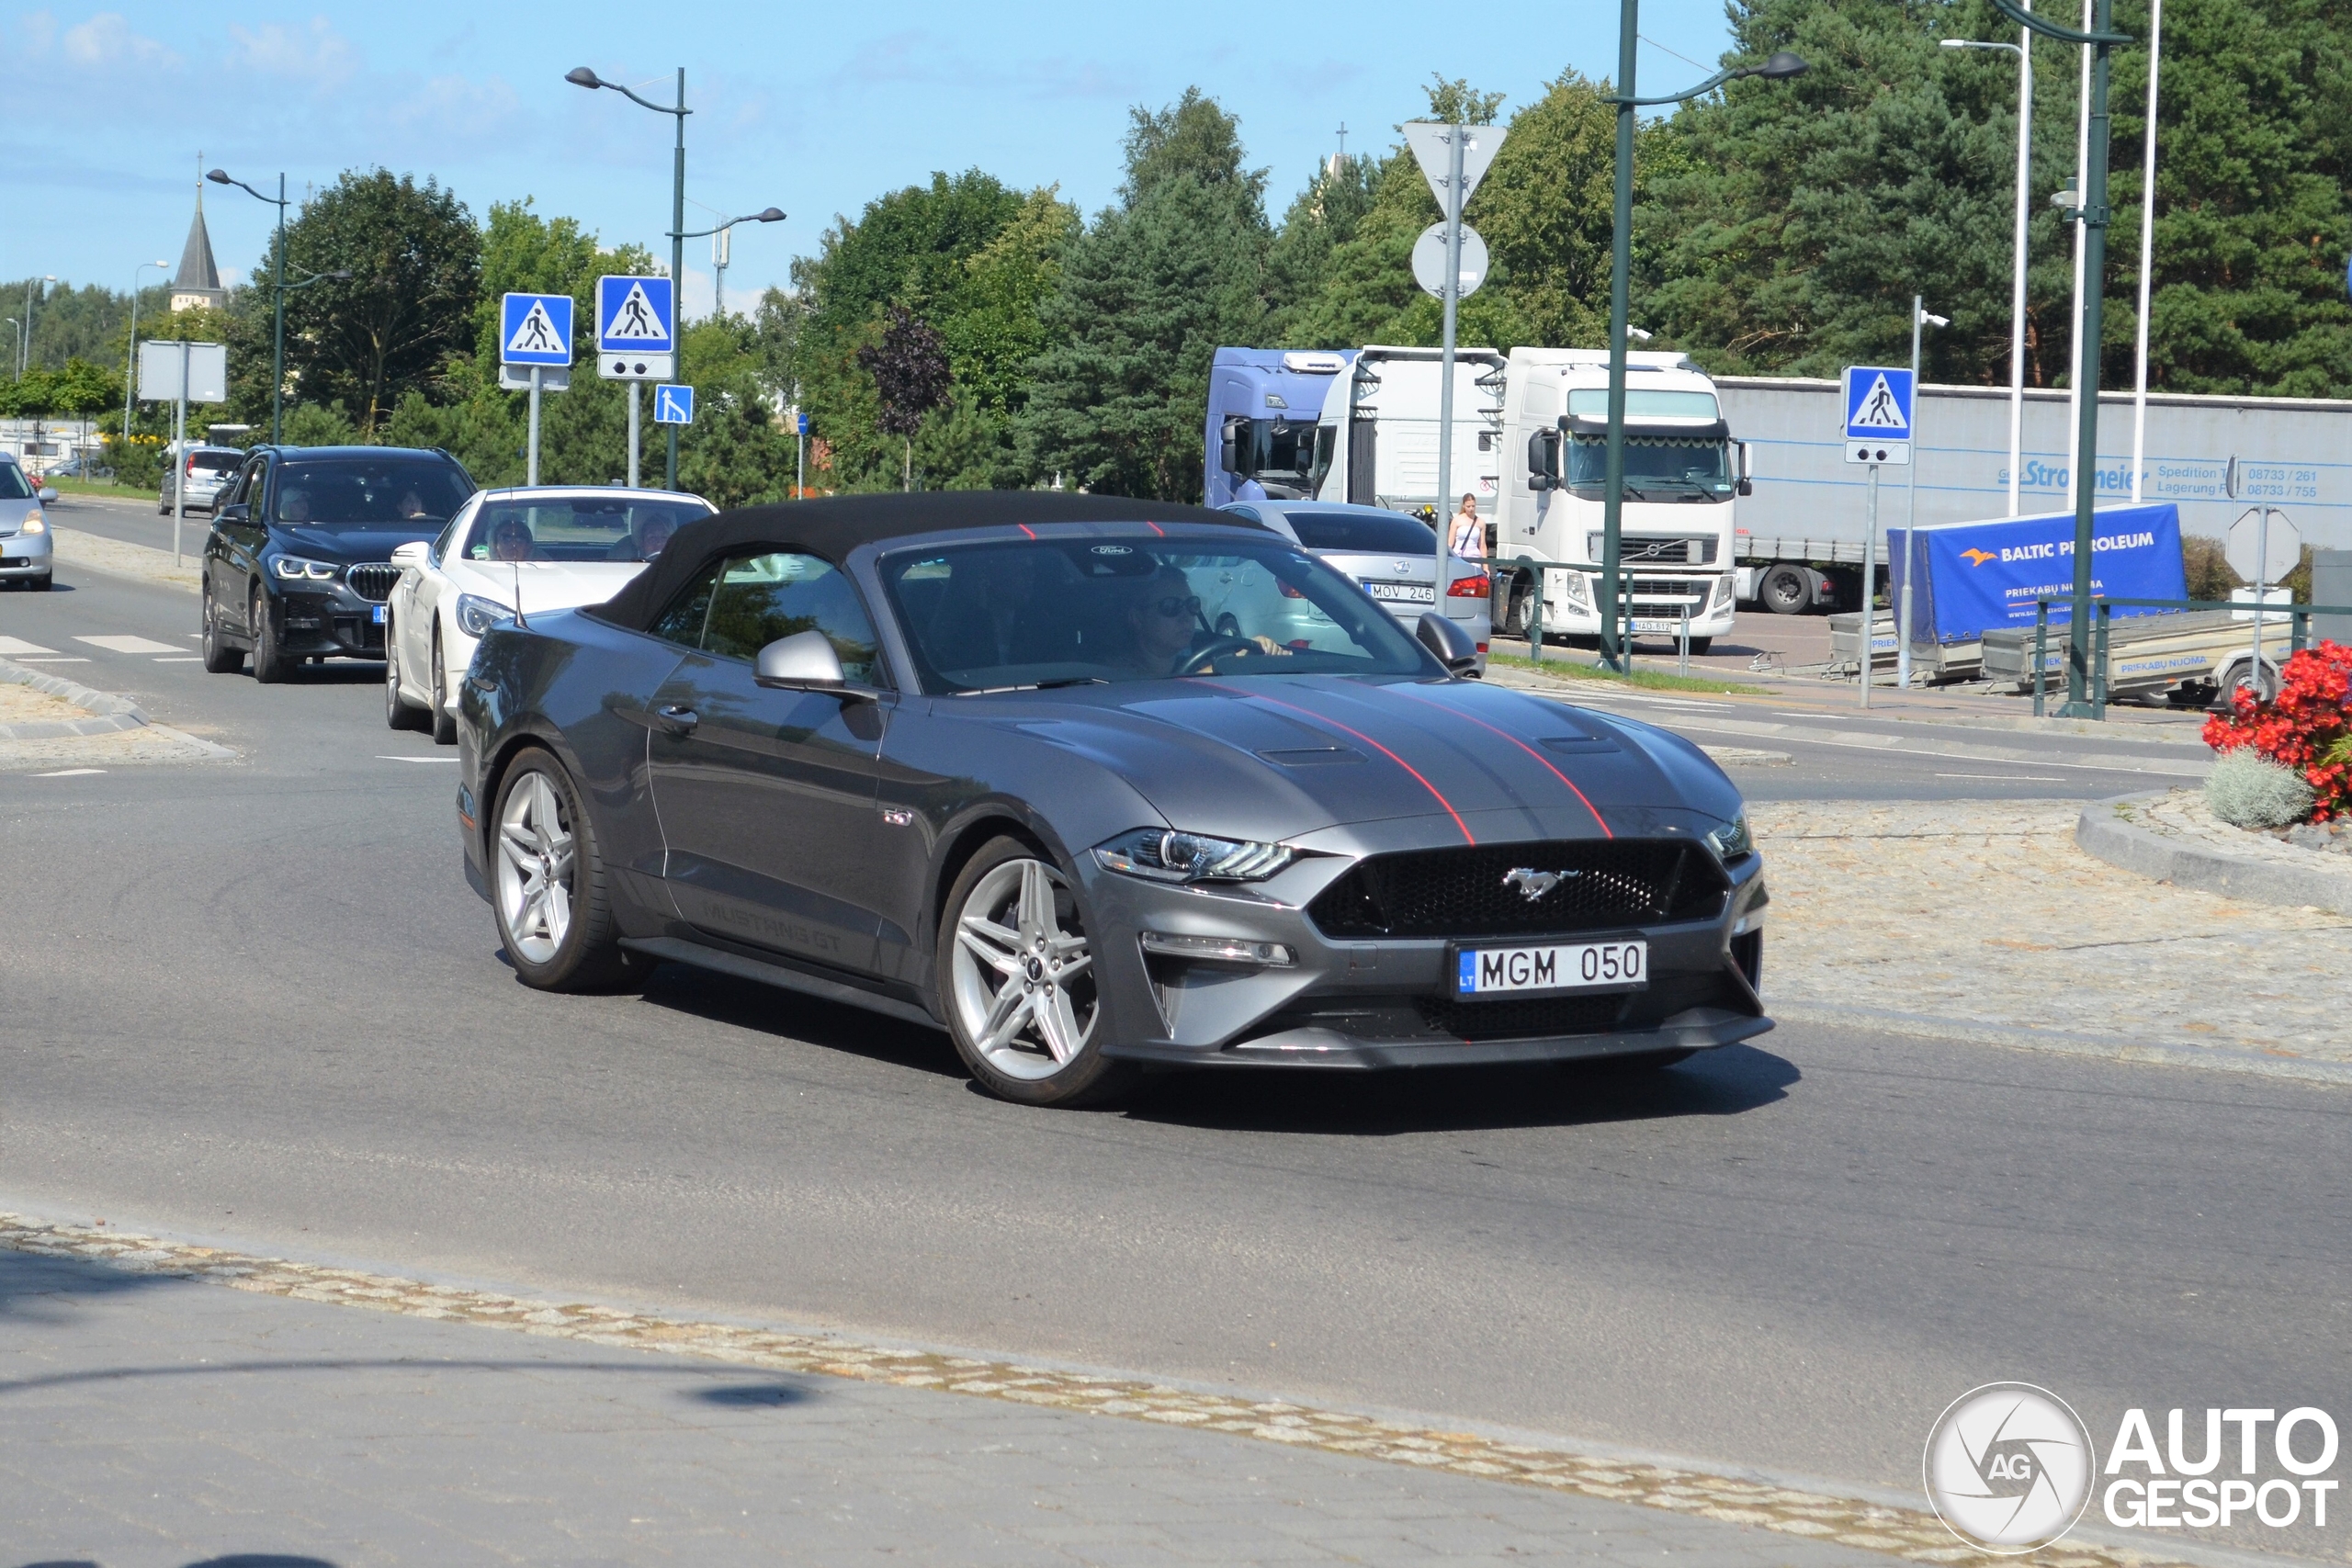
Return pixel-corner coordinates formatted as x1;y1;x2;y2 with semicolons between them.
272;555;338;581
1559;570;1593;610
1703;813;1753;861
454;593;512;638
20;513;45;534
1094;828;1294;884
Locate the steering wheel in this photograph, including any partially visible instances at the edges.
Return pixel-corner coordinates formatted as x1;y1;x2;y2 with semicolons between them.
1174;636;1261;676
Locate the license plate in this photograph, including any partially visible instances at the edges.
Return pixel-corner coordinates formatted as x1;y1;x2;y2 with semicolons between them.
371;604;387;625
1632;618;1696;634
1364;580;1434;604
1453;939;1647;998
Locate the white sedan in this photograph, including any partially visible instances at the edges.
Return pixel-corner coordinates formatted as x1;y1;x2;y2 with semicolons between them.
384;486;716;741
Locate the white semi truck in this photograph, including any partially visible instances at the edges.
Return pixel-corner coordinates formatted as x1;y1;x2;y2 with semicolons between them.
1487;348;1748;649
1306;344;1508;516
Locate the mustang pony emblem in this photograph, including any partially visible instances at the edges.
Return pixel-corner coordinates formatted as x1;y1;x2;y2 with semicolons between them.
1504;867;1578;902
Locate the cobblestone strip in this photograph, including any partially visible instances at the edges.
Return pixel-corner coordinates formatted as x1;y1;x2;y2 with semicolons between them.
0;1212;2189;1568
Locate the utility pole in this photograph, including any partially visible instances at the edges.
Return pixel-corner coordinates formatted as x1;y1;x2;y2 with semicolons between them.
123;260;168;444
669;67;685;491
1897;298;1949;692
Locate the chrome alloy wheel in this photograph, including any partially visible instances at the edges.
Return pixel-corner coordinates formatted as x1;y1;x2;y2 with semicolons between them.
496;772;576;964
949;857;1098;1080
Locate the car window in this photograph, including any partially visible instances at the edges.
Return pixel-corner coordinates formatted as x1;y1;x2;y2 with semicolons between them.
882;537;1429;693
190;450;242;475
0;464;30;502
432;499;479;567
650;551;881;685
271;457;471;525
1283;511;1438;555
462;496;707;564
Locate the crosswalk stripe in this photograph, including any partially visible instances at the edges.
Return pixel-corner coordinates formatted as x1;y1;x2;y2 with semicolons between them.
0;637;58;656
74;635;183;654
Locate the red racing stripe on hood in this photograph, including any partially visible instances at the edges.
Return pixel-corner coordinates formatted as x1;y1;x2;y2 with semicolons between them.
1204;682;1476;844
1386;688;1611;838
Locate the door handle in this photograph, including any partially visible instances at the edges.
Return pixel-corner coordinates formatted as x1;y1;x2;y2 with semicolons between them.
655;705;699;736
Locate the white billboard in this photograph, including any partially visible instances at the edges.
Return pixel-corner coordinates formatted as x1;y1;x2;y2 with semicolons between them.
138;341;229;404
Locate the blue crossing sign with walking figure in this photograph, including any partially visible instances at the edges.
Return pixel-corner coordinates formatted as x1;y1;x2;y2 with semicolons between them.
1841;365;1915;465
653;384;695;425
595;275;676;380
500;293;573;367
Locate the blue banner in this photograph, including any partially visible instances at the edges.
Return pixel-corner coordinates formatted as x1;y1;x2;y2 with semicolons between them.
1889;503;2187;643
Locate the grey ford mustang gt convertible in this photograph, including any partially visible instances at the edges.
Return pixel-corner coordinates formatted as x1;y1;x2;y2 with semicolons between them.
455;491;1769;1106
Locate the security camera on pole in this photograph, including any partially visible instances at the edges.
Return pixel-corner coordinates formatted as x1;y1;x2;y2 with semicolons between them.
499;292;574;486
596;275;676;490
1403;119;1505;602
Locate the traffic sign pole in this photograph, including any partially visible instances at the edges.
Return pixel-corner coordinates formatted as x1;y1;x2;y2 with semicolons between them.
1435;127;1463;604
1860;460;1880;708
527;367;542;486
628;383;640;489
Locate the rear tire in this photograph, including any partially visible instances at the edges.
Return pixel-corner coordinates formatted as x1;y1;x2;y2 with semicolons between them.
491;749;632;992
1760;564;1811;615
200;579;243;672
937;836;1131;1108
249;583;290;683
429;630;458;745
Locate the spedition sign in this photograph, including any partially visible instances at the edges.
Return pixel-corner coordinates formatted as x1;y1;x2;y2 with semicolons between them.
1889;502;2188;642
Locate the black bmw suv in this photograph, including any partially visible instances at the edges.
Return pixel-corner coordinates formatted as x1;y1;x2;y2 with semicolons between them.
200;446;476;682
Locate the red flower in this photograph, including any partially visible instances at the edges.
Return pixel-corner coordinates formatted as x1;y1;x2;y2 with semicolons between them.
2204;640;2352;821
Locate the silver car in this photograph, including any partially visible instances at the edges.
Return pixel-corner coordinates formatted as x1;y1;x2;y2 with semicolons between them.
159;445;243;514
1224;500;1489;674
0;457;55;591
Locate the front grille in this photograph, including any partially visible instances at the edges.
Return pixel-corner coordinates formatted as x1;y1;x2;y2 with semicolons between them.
1587;535;1719;566
1308;840;1727;940
345;564;401;603
1624;576;1713;602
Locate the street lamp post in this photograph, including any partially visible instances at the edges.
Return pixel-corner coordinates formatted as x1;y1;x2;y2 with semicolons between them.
1598;22;1806;671
17;276;56;378
124;259;170;444
2129;0;2164;502
207;169;291;443
1940;31;2031;515
1984;0;2132;717
1895;299;1950;693
567;65;693;491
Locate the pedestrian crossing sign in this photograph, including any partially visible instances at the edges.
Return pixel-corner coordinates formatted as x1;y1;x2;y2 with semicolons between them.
499;293;573;367
597;276;674;355
1842;366;1915;440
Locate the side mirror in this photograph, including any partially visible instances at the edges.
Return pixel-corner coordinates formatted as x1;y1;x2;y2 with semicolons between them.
390;540;430;567
1415;612;1482;677
1218;415;1250;476
37;486;58;504
216;502;250;524
1734;439;1754;497
755;628;854;694
1526;428;1561;491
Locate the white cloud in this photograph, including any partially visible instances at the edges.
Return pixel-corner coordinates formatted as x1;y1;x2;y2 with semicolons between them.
388;73;523;137
56;12;180;69
16;11;59;53
228;17;356;87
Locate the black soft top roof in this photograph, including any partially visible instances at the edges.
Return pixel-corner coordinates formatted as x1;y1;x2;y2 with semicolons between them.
594;490;1257;633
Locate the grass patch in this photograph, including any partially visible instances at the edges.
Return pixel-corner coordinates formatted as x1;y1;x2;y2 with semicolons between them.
40;476;153;501
1487;649;1765;695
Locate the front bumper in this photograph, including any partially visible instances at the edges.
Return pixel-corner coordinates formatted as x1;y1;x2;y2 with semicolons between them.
0;529;52;577
1084;841;1769;1070
266;584;390;658
1537;571;1736;638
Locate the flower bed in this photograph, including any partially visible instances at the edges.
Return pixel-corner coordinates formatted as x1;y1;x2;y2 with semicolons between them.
2202;639;2352;823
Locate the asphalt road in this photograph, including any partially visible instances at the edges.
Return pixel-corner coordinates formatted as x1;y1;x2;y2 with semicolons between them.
5;550;2342;1557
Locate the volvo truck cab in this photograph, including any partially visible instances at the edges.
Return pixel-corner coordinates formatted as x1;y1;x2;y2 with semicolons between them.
1204;348;1356;509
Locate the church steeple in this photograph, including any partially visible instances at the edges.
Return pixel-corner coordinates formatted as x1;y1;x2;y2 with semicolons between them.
170;155;226;313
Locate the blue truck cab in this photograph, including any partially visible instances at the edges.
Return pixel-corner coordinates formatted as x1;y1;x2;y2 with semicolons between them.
1204;348;1356;509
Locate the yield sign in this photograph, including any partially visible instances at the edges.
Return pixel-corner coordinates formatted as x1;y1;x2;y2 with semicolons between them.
1402;122;1507;213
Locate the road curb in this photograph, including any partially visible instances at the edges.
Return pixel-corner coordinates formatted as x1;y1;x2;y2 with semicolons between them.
2075;790;2352;917
0;657;149;739
1767;1000;2352;1089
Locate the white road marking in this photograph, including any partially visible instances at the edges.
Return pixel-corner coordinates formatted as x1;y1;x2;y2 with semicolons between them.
153;656;201;662
0;637;57;655
12;656;90;663
1938;773;2065;782
74;635;183;654
376;755;461;762
31;768;106;777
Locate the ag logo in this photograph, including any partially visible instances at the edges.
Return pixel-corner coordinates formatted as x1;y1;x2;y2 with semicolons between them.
1961;548;1998;567
1924;1382;2097;1553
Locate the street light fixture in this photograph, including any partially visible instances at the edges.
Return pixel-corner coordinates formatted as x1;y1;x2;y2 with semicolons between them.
1595;35;1807;671
1978;0;2132;717
569;63;694;491
207;167;300;444
124;259;170;444
1942;35;2032;517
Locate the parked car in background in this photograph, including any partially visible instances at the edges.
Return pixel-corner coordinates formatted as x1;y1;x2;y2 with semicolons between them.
199;446;477;682
1224;500;1490;674
159;445;244;514
0;456;56;591
386;486;716;742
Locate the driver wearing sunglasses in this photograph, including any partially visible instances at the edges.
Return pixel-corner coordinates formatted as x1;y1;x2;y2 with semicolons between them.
1122;564;1286;676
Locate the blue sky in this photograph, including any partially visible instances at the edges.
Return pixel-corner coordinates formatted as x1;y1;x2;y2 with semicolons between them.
7;2;1738;320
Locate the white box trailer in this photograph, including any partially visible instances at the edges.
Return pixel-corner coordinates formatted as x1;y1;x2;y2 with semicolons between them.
1310;345;1506;518
1716;377;2352;614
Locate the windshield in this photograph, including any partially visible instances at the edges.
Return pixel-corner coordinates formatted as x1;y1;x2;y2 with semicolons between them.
1566;434;1732;501
882;537;1432;693
272;458;472;526
1233;419;1326;498
1283;510;1437;556
187;450;242;475
0;465;29;501
462;496;709;564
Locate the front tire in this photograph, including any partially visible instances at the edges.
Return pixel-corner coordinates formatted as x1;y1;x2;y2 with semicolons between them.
249;583;290;682
384;613;423;729
492;749;630;991
429;630;458;745
30;573;52;592
938;837;1128;1108
1687;637;1713;656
